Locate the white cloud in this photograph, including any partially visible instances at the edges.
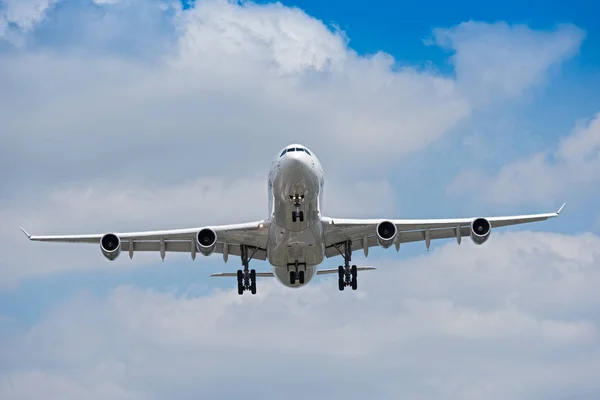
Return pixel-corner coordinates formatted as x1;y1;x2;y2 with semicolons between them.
432;21;585;103
1;230;599;399
0;3;595;397
0;1;584;192
1;0;59;32
448;111;600;206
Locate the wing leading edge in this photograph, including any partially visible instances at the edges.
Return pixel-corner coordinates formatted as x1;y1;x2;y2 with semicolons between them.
322;203;565;258
21;221;270;262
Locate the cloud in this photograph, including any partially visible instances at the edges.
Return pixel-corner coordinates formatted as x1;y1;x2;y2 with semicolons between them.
2;230;599;399
448;111;600;206
432;21;585;103
1;0;59;32
0;1;584;194
0;3;594;397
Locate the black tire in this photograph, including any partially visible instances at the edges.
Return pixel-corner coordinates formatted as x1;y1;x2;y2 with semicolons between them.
351;276;357;290
338;266;344;280
298;270;305;284
237;282;244;295
236;269;243;284
292;211;297;222
250;269;257;294
351;265;357;278
338;278;345;291
290;271;296;285
299;211;304;222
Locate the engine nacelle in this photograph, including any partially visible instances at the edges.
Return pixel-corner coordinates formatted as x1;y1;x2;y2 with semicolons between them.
196;228;217;256
376;220;397;248
470;217;491;245
100;233;121;260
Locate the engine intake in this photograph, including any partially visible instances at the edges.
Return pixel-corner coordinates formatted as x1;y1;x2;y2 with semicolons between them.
100;233;121;260
196;228;217;256
376;220;397;248
470;218;491;245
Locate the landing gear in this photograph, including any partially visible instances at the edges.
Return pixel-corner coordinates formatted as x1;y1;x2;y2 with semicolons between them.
335;240;358;291
292;210;304;222
288;261;306;285
236;245;258;295
290;193;305;222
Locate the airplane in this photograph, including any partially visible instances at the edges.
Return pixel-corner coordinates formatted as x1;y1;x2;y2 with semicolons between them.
21;143;565;295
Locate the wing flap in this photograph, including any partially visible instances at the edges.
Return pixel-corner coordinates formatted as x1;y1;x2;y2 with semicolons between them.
324;227;471;258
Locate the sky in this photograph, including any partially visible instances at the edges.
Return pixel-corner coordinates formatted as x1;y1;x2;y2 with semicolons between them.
1;0;600;398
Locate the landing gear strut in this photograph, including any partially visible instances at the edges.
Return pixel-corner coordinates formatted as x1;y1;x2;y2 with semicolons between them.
335;240;357;291
237;245;258;295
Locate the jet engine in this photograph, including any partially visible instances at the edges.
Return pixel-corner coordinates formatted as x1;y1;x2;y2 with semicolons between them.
376;220;397;248
196;228;217;256
470;217;491;245
100;233;121;260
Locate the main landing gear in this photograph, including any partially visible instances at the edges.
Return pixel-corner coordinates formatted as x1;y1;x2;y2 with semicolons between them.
288;261;306;285
237;245;258;295
335;240;357;291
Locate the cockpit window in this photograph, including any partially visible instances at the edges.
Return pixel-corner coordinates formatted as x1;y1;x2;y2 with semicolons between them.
280;147;311;157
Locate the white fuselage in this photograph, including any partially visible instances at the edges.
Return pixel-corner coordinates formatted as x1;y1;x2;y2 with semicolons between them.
266;144;325;288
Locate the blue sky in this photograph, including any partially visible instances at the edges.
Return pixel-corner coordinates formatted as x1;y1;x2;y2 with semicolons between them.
1;0;600;398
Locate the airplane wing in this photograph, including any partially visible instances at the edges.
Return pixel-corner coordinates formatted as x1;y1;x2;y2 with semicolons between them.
321;203;566;258
21;220;270;262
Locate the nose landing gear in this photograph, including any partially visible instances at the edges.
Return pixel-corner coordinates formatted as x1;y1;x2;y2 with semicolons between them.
292;210;304;222
290;193;305;222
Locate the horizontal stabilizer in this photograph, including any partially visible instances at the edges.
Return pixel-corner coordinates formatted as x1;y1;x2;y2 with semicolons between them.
211;272;274;277
315;266;376;275
210;266;376;277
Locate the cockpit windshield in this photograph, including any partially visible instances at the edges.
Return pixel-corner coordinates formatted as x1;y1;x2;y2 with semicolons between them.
280;146;311;157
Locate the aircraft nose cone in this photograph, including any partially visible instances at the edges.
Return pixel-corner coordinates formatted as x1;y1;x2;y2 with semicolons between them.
282;151;310;172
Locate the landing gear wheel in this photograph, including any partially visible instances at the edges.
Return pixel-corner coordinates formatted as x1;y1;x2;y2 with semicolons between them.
292;212;297;222
299;211;304;222
298;270;305;284
237;269;243;295
351;264;358;290
250;269;256;294
338;277;345;291
290;271;296;285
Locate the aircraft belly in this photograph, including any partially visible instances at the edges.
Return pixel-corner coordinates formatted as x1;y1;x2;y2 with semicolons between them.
267;222;325;267
272;264;317;288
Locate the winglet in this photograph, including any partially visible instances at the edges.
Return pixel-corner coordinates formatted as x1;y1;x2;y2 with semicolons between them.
556;202;566;215
20;227;32;239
